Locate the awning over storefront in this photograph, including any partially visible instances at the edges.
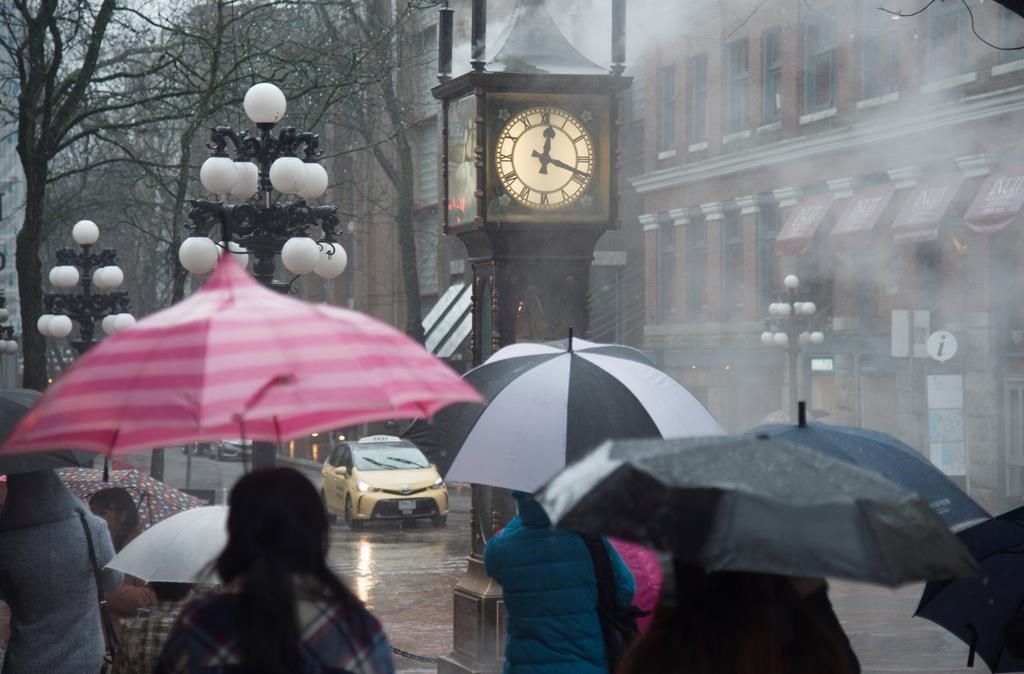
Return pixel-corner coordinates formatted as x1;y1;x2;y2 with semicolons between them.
829;183;896;249
774;194;834;255
964;168;1024;234
891;174;964;243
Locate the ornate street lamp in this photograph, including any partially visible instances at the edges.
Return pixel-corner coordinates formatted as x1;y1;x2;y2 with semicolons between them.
179;82;348;470
0;253;20;356
760;274;825;419
38;219;134;355
178;82;348;291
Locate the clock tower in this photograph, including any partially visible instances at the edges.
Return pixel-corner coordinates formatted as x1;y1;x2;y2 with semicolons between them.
432;1;630;672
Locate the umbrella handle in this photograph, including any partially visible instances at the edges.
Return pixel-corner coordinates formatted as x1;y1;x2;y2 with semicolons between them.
967;623;978;667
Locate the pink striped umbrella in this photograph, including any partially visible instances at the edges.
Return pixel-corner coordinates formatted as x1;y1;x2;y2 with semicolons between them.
1;256;482;456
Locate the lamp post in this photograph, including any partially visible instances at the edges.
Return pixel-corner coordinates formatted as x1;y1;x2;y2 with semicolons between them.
37;219;133;356
760;274;825;420
0;252;19;358
178;82;348;470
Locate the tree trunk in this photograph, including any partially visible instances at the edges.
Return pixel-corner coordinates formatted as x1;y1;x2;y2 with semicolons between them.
18;158;49;391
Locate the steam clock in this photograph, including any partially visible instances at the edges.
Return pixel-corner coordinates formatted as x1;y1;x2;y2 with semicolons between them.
432;0;629;671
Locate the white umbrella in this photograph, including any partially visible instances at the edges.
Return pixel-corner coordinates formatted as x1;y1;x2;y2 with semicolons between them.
106;505;228;582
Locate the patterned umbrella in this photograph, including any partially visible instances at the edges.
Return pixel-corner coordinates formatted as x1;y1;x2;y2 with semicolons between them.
0;256;482;457
58;467;200;529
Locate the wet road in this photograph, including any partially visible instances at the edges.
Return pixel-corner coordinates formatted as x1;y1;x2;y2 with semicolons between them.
134;450;986;673
326;487;471;673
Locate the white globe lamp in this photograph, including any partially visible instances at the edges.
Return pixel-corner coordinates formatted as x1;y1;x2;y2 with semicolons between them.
269;157;307;194
0;308;9;322
102;315;119;336
810;331;825;345
37;314;54;336
760;331;773;346
4;340;16;354
784;274;800;290
100;266;124;290
178;237;219;275
113;313;135;332
49;266;80;289
200;156;239;195
281;237;320;275
773;332;789;347
72;220;100;246
230;162;259;198
314;243;347;279
243;83;287;124
48;315;73;338
298;163;329;199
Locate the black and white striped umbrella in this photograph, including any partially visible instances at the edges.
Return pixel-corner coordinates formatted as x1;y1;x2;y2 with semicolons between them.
406;337;723;492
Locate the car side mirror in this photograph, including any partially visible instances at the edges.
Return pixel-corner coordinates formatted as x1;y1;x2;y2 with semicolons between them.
334;466;348;476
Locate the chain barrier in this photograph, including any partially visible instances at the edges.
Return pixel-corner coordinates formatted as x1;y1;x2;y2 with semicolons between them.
391;646;439;664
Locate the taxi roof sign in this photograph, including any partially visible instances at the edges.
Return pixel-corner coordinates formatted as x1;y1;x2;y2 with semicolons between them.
358;435;403;444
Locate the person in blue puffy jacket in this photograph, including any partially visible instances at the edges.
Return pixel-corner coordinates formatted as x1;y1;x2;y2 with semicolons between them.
484;491;635;674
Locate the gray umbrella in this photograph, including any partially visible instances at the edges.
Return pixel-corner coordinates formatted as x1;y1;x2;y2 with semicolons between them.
0;389;96;475
537;434;979;587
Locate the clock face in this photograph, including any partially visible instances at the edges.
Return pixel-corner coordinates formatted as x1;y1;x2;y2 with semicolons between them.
495;107;594;210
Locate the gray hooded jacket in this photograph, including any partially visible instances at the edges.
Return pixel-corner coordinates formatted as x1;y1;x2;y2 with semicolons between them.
0;470;122;674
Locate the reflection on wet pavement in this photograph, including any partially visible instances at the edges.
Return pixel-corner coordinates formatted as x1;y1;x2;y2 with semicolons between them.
328;488;471;672
831;580;982;674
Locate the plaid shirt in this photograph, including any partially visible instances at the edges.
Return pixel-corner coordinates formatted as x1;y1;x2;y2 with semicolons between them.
154;583;395;674
111;600;181;674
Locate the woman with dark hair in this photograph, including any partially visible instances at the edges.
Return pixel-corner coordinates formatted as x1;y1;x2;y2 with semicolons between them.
615;564;857;674
89;487;156;636
89;487;140;551
155;468;395;674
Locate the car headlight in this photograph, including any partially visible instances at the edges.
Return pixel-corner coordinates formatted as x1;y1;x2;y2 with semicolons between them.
432;476;445;489
356;479;375;493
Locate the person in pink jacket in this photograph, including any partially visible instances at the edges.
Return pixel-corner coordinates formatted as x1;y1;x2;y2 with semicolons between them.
608;538;662;632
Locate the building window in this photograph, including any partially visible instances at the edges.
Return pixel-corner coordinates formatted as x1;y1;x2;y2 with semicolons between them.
725;38;749;133
722;205;744;319
689;53;708;143
763;29;782;124
1000;7;1024;63
687;212;707;318
657;217;676;323
758;194;780;314
854;251;880;331
862;4;898;98
804;4;836;112
658;65;676;152
927;0;971;79
915;243;942;323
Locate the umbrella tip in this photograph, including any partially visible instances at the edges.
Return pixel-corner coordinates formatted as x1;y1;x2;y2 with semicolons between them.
568;327;574;353
798;401;807;427
102;456;110;482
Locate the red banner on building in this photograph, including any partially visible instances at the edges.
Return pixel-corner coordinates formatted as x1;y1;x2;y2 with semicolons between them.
829;183;896;249
774;194;834;255
891;174;965;243
964;169;1024;234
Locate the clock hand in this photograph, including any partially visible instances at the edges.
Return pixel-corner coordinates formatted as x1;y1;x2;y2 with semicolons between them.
548;156;589;177
531;127;557;174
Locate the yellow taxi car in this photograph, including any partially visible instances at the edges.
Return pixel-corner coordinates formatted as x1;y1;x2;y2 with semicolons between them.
320;435;447;528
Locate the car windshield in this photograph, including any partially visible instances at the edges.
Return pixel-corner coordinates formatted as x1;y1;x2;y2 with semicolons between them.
353;445;430;470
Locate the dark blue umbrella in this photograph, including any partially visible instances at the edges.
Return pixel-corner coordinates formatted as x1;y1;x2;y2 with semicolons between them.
916;507;1024;672
0;389;96;475
754;407;987;530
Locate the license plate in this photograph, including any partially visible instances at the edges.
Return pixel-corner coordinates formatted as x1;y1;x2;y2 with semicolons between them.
398;500;415;513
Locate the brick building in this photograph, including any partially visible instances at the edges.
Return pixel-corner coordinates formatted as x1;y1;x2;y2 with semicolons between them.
636;1;1024;512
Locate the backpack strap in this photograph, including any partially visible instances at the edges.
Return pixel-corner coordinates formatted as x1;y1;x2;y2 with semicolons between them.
581;534;617;611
